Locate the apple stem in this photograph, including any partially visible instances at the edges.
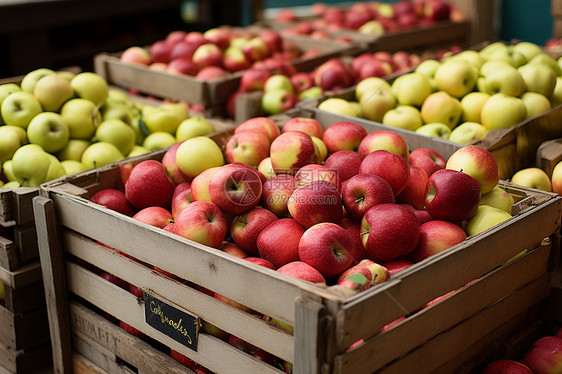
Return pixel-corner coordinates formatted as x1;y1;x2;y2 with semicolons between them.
360;231;369;236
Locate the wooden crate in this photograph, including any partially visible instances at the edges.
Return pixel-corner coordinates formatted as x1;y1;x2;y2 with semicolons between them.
34;123;562;373
536;138;562;178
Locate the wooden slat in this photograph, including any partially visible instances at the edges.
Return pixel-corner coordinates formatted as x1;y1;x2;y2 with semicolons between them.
13;224;38;263
12;188;39;225
3;280;45;314
333;243;551;373
0;341;52;374
33;196;73;374
294;297;330;374
0;236;18;271
0;305;49;350
73;332;140;374
335;195;561;350
63;230;294;362
0;262;42;288
0;190;15;227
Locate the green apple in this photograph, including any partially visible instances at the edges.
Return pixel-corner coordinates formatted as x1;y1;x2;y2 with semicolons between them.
56;139;91;162
518;63;557;97
317;98;357;117
131;116;148;145
414;122;451;139
311;136;328;163
479;185;514;213
420;91;462;129
512;41;543;63
44;154;67;183
460;91;490;123
528;53;562;76
0;126;25;162
61;160;86;176
448;122;488;144
414;59;441;90
510;167;552;191
485;46;526;68
60;98;101;139
3;160;17;182
57;70;76;82
348;101;362;117
478;42;508;60
2;181;20;189
480;93;526;130
27;112;70;153
159;102;189;123
552;77;562;107
355;77;391;102
0;83;21;125
465;204;512;236
391;72;431;106
446;49;484;69
175;136;224;179
434;59;476;98
264;74;295;94
102;101;134;125
143;105;183;134
477;62;525;97
20;68;55;93
299;86;323;101
382;105;423;131
70;72;108;106
521;92;552;119
359;84;396;123
33;73;74;112
176;116;214;142
127;145;150;158
1;91;43;129
11;144;51;187
143;131;177;151
94;119;136;156
81;142;124;170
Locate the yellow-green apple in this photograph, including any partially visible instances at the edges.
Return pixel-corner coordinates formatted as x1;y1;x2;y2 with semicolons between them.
235;117;280;144
317;98;357;117
415;59;441;90
282;117;323;138
324;150;361;181
94;119;136;156
239;68;272;92
551;77;562;106
447;49;484;69
485;45;526;68
382;105;423;131
355;77;391;102
479;185;514;213
20;68;55;93
143;106;182;135
425;168;481;221
322;121;368;154
231;207;278;256
420;91;462;129
396;165;429;210
44;154;66;183
175;117;214;142
434;59;476;98
261;89;298;115
465;204;512;236
172;200;227;248
224;131;270;167
90;188;136;216
257;157;275;180
171;182;192;219
190;166;221;202
242;36;270;62
32;73;73;112
477;62;525;97
359;83;396;123
127;145;149;158
448;121;488;144
270;131;316;174
10;144;51;187
257;218;305;267
162;142;187;185
1;91;42;129
60;98;101;139
341;217;369;263
460;91;490;123
209;164;262;214
299;86;323;101
342;174;394;220
260;173;295;217
57;139;91;162
3;160;17;181
521;91;552;119
70;72;108;106
408;148;446;177
2;181;20;189
391;72;431;107
120;46;151;65
264;74;294;94
511;167;552;191
382;259;414;276
0;126;26;162
132;206;173;229
512;41;543;63
361;203;420;262
518;63;557;97
528;52;562;76
415;122;451;139
142;132;176;151
288;180;342;228
357;130;409;160
125;160;175;209
408;220;467;262
480;93;526;130
445;145;500;194
175;136;224;179
311;136;328;163
26;112;69;153
481;359;533;374
298;222;353;278
277;261;326;284
0;83;21;125
521;336;562;373
359;150;410;196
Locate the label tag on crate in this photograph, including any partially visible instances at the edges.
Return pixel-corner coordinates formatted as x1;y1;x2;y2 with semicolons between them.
143;291;200;351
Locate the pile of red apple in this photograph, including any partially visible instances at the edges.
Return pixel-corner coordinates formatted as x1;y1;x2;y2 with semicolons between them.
88;116;514;371
275;0;465;36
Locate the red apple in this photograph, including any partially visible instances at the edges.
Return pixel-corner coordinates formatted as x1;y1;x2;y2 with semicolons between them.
481;360;533;374
425;169;481;222
172;200;227;248
282;118;323;139
337;259;390;290
239;68;272;92
170;349;199;370
171;182;192;220
219;241;248;258
357;130;410;160
120;321;147;340
522;336;562;374
224;131;270;168
341;217;370;263
396;165;429;210
360;150;410;196
408;148;446;177
270;131;316;174
91;189;136;216
125;160;175;210
231;207;278;256
257;218;305;267
424;0;450;21
408;220;467;262
324;150;362;182
150;40;173;63
361;203;421;262
277;261;326;284
120;46;151;65
359;59;393;80
294;164;341;192
290;73;315;93
170;41;198;61
445;145;500;195
313;58;353;91
203;28;232;50
259;29;283;53
209;164;262;214
342;174;395;221
243;257;277;270
288;180;343;228
242;37;270;62
99;271;129;289
192;43;223;68
162;141;188;185
129;284;143;298
223;46;251;72
168;58;199;76
234;117;280;144
132;206;173;229
165;30;188;46
195;66;228;81
382;259;414;276
322;121;368;154
260;174;295;217
190;166;221;202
